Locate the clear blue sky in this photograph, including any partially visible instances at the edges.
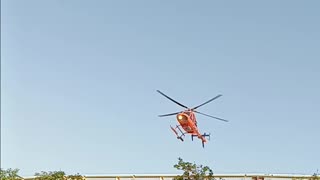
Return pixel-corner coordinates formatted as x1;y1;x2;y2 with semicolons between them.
2;0;320;177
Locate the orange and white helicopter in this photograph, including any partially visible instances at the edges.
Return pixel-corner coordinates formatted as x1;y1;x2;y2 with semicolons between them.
157;90;228;148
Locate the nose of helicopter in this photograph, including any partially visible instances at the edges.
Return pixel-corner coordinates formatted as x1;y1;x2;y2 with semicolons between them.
177;113;188;122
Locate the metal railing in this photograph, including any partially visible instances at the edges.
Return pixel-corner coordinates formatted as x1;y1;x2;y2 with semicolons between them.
23;173;315;180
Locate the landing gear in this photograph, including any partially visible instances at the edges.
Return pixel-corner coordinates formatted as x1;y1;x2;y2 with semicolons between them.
170;125;213;148
177;136;184;141
170;125;186;142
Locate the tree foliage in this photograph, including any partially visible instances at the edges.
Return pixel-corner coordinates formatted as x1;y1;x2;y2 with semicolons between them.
173;157;214;180
0;168;22;180
312;172;320;180
34;171;84;180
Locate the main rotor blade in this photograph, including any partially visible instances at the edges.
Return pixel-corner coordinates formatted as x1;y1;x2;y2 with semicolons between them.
194;110;228;122
158;112;180;117
157;90;189;109
192;94;222;110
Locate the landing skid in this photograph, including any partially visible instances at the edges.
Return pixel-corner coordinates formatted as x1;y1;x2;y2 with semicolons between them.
170;125;185;142
170;126;212;147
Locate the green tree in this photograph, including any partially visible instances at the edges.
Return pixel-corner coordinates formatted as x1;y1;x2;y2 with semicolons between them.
0;168;22;180
34;171;84;180
312;172;320;180
173;157;214;180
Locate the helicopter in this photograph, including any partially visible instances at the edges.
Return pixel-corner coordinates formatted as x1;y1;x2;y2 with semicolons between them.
157;90;228;148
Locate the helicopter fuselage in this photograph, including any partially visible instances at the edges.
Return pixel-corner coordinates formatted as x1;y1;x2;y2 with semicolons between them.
157;90;228;147
176;110;207;142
